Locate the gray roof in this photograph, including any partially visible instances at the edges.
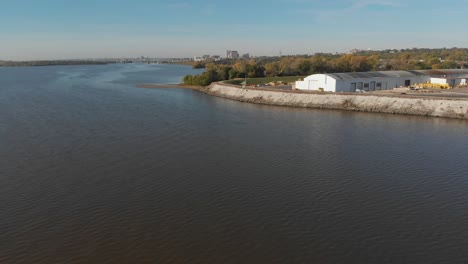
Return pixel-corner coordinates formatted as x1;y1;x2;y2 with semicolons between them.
327;69;468;80
419;69;468;79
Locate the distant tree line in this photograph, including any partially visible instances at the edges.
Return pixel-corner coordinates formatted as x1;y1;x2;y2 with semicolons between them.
0;60;109;67
183;48;468;86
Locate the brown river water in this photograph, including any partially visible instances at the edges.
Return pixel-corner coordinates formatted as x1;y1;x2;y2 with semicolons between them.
1;64;468;263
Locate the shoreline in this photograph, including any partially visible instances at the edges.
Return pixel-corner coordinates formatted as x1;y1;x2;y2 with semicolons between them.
137;82;468;119
202;82;468;120
136;83;203;89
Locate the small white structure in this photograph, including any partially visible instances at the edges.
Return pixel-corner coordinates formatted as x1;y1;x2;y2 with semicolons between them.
295;69;468;92
427;69;468;86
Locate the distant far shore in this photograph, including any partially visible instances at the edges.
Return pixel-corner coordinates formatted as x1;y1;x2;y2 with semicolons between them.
0;61;110;67
136;84;203;90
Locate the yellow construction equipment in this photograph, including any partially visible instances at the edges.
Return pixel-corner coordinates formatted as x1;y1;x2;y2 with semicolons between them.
414;82;452;89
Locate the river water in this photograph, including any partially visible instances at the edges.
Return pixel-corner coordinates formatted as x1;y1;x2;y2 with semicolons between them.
1;64;467;263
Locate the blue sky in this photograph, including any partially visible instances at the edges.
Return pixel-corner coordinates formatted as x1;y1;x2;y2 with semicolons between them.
1;0;466;60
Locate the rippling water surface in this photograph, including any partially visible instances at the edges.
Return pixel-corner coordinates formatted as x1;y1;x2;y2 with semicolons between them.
1;64;468;263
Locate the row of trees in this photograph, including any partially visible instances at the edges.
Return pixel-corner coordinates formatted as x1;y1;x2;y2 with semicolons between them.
183;63;267;86
183;48;468;86
0;60;108;67
358;47;468;62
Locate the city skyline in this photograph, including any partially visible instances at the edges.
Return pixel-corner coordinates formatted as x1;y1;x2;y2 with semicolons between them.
1;0;467;60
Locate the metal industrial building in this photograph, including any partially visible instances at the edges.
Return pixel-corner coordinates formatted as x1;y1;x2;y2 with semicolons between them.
295;69;468;92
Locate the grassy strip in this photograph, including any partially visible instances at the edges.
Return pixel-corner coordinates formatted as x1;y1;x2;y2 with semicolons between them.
225;76;305;86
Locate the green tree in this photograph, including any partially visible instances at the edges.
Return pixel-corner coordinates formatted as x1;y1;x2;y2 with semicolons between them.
297;59;313;75
265;62;280;76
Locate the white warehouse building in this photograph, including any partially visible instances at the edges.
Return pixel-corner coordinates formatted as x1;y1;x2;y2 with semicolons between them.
295;69;468;92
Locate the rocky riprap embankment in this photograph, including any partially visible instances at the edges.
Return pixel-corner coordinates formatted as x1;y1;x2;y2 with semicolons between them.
201;83;468;119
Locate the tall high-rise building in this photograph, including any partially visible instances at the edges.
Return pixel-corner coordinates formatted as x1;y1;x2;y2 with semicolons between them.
226;50;240;59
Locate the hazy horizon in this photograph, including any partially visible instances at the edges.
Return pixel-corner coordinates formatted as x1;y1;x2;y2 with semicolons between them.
1;0;467;60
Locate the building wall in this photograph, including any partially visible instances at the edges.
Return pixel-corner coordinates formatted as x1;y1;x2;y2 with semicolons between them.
231;51;240;59
430;78;448;85
296;74;430;92
431;78;467;86
430;78;467;86
226;50;240;59
295;74;336;91
295;69;468;92
335;76;429;92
